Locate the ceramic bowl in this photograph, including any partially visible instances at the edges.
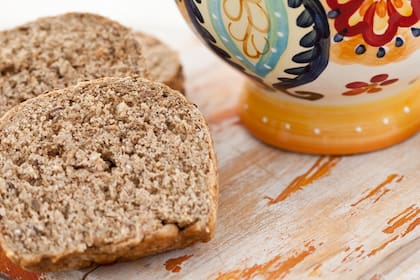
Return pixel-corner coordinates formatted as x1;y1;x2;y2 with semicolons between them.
176;0;420;154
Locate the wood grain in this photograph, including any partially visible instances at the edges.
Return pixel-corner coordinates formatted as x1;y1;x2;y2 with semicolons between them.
1;16;419;280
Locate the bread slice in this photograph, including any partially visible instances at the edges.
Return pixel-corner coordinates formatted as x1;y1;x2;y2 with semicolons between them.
0;12;149;118
135;32;185;93
0;77;218;272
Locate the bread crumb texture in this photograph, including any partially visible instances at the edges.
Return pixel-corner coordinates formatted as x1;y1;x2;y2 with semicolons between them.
0;77;217;271
0;13;148;118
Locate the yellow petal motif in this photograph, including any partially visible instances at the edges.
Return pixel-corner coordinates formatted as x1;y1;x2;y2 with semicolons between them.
223;0;270;59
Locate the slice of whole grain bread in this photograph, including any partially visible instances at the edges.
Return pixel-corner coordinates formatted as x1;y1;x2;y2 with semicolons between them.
0;77;218;272
0;12;149;118
135;32;185;93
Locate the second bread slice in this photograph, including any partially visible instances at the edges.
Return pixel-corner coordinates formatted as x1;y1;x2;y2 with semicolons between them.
0;77;218;272
0;13;149;118
135;32;185;93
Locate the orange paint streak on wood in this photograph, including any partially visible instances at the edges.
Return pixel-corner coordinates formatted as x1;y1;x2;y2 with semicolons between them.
308;263;322;277
351;174;401;207
267;245;316;279
370;274;384;280
367;235;399;257
206;107;239;125
341;252;352;263
0;248;41;280
164;255;193;273
373;189;390;203
401;218;419;238
265;157;341;205
341;245;364;263
383;207;420;234
367;206;419;258
216;244;316;280
387;205;415;225
216;255;281;280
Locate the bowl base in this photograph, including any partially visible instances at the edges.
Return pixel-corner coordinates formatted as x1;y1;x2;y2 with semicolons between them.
239;81;420;155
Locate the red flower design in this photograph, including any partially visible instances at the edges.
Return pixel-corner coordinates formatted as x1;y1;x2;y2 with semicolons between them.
327;0;420;46
342;74;399;96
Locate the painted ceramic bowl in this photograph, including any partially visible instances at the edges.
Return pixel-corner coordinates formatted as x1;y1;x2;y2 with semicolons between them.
176;0;420;154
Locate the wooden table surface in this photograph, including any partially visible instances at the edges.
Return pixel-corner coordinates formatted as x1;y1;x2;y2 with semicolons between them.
1;3;419;280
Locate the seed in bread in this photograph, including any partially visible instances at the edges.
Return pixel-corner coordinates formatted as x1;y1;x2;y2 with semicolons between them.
0;12;149;118
0;77;218;272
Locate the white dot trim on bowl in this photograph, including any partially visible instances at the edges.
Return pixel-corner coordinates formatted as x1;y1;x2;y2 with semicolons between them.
271;48;277;53
212;13;218;19
236;56;244;61
274;12;282;18
221;36;229;42
277;32;284;38
251;108;414;137
264;64;272;70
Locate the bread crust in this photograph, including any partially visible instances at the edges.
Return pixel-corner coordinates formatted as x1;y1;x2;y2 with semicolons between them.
0;77;218;272
5;222;212;272
134;32;185;93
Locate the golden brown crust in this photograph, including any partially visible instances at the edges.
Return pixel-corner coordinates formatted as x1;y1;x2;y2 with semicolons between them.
0;77;218;272
10;223;209;272
134;32;185;93
165;65;186;94
202;124;219;241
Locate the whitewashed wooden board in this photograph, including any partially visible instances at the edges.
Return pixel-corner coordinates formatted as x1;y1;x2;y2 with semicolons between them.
0;2;419;280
